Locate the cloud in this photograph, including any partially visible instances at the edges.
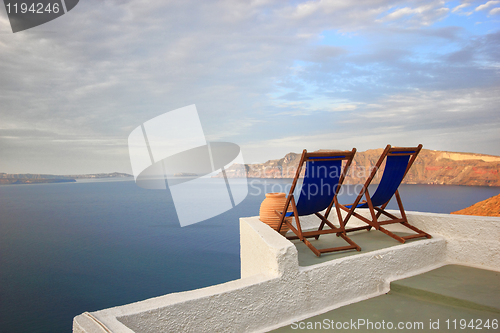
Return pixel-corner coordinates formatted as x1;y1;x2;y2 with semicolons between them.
490;7;500;14
281;0;451;31
304;45;347;62
475;0;500;11
242;86;500;162
452;3;471;13
273;26;500;111
376;1;449;27
0;0;499;173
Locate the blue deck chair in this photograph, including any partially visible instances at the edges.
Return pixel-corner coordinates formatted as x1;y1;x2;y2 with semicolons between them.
275;149;361;257
338;144;431;243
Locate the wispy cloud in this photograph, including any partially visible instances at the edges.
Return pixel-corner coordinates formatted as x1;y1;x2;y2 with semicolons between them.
452;3;471;13
475;1;500;11
490;7;500;14
377;1;449;27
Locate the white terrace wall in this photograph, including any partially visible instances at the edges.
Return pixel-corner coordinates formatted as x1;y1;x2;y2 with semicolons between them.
405;211;500;269
73;211;500;333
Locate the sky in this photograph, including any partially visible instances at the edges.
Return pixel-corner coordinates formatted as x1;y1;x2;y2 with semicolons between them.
0;0;499;174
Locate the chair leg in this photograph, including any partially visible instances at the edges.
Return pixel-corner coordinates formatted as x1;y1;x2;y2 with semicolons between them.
342;225;372;234
338;233;361;251
378;226;406;243
303;238;321;257
401;222;432;239
288;211;361;257
308;213;361;256
340;188;431;243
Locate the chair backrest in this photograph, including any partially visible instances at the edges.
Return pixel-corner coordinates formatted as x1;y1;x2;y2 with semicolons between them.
358;145;422;208
289;150;356;217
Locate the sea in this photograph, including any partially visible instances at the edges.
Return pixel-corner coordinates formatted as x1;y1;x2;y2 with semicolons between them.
0;178;499;333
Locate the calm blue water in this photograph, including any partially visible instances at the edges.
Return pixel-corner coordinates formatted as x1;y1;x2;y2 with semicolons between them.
0;179;499;333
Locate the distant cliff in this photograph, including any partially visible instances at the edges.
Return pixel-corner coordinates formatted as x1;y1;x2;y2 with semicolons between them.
0;172;132;185
67;172;132;179
218;149;500;187
451;194;500;216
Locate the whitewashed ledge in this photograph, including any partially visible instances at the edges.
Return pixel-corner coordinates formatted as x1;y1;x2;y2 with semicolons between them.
73;211;500;333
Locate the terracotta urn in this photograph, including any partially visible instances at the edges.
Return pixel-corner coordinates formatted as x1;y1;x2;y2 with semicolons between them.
259;193;292;235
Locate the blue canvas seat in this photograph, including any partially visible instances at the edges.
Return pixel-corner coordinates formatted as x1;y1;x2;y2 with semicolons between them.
338;144;431;243
276;149;360;257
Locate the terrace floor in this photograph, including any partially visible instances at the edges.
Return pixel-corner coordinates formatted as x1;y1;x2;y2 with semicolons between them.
271;265;500;332
288;228;423;266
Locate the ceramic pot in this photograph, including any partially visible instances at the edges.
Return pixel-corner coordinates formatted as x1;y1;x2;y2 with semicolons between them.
259;193;292;235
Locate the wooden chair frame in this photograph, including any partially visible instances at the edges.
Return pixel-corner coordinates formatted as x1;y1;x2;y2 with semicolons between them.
338;144;431;243
275;149;361;257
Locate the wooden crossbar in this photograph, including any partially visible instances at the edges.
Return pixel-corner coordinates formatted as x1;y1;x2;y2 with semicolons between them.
286;228;342;240
318;245;358;253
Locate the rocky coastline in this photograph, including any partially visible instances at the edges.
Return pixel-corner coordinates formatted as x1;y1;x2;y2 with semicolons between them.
217;149;500;187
